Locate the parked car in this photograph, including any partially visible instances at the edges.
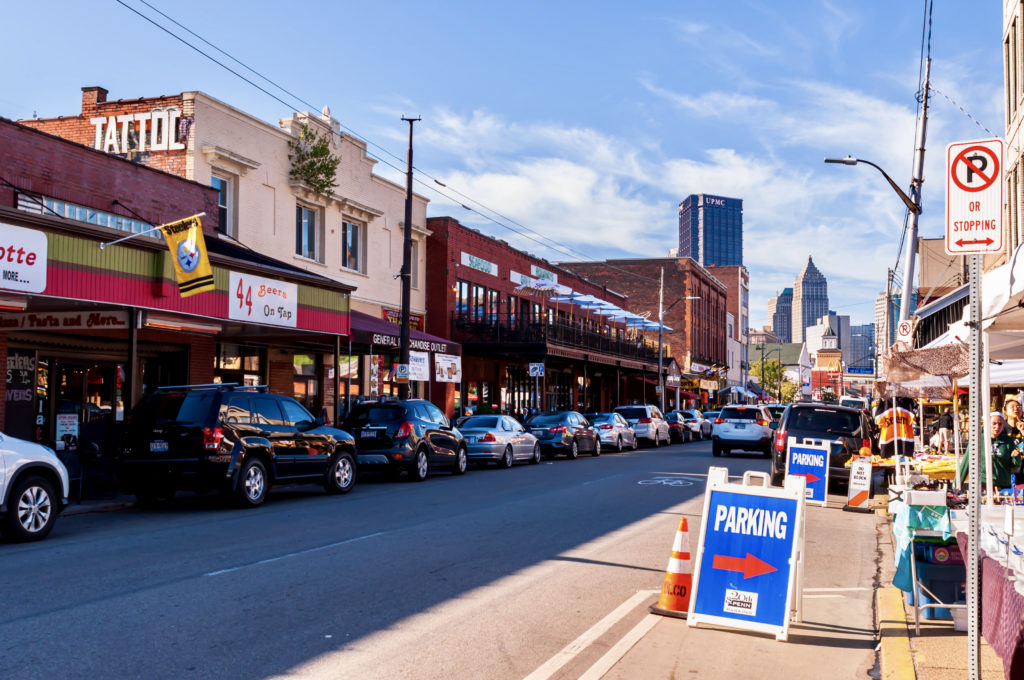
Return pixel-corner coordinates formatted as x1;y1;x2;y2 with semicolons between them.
703;410;720;422
679;409;712;440
612;404;670;447
458;415;541;467
711;404;774;457
118;384;358;507
769;402;874;487
664;412;690;443
0;432;69;541
526;411;600;458
345;399;467;481
765;404;788;422
585;412;638;452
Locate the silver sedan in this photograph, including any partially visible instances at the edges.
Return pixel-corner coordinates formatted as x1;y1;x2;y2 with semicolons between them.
460;415;541;468
584;412;638;452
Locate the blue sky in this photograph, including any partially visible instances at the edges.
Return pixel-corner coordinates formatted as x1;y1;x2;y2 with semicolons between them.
1;1;1004;331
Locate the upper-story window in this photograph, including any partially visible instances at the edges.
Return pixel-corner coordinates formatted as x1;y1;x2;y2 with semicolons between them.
296;204;320;262
341;221;363;273
211;174;234;237
456;280;470;318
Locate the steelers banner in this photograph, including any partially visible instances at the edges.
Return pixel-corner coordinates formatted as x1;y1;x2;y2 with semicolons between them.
160;215;214;297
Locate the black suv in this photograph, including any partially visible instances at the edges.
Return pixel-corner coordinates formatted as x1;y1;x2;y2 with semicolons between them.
769;402;874;487
117;384;357;507
343;399;467;481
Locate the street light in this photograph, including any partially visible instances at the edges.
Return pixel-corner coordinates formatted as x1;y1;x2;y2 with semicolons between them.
656;266;700;412
824;156;922;323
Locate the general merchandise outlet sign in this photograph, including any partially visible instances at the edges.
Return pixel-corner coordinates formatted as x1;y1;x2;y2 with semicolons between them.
945;138;1004;255
229;271;297;328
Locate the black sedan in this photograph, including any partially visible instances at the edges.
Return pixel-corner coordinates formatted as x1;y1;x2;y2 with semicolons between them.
525;411;601;459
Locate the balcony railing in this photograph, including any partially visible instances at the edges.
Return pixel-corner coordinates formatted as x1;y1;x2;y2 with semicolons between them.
451;312;660;363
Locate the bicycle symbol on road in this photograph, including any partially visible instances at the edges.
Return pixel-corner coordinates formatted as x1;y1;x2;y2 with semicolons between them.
638;476;697;487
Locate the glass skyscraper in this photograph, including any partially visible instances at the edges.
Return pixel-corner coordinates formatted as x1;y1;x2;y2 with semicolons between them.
677;194;743;266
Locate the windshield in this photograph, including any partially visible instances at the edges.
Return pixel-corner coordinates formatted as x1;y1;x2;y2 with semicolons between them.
788;408;862;435
132;392;215;429
528;414;565;427
461;416;500;429
719;407;758;421
587;414;612;423
615;407;647;420
345;405;405;426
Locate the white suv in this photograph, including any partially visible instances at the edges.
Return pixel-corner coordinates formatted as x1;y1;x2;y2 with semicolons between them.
613;404;670;447
711;405;774;457
1;432;69;541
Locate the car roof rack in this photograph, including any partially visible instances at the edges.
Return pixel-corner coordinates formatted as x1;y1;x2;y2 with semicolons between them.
153;383;269;392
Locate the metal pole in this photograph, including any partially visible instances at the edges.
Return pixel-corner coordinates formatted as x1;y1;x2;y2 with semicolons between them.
899;58;930;322
658;267;665;412
967;253;982;680
398;116;420;400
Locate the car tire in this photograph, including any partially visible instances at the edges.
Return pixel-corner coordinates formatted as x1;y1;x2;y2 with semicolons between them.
631;436;638;451
500;446;514;469
712;442;722;457
324;450;356;494
697;428;704;441
616;436;623;453
770;457;784;487
452;446;468;475
529;443;542;464
236;457;268;507
410;447;429;482
592;439;601;457
567;439;579;459
2;475;57;542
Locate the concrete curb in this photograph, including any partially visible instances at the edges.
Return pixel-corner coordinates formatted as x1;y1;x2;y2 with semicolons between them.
877;586;916;680
62;498;136;517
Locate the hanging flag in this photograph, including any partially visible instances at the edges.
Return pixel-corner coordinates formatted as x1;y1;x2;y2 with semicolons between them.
160;214;214;297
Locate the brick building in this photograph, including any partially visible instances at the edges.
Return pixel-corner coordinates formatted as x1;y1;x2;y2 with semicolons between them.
426;217;666;414
706;264;749;386
0;117;354;494
559;257;728;405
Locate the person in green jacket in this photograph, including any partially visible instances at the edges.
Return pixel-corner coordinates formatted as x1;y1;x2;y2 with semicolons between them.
958;411;1022;488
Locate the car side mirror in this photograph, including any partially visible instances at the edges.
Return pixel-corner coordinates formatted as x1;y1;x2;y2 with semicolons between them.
769;421;778;430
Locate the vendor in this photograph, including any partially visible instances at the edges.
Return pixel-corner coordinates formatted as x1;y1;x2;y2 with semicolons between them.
958;411;1022;488
1005;398;1024;441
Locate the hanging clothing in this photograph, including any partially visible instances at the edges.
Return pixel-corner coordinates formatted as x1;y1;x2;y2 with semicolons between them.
875;403;915;458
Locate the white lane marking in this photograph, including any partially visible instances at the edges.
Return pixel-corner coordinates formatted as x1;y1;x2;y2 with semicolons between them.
577;613;660;680
522;589;657;680
803;587;870;592
205;531;386;576
803;595;846;599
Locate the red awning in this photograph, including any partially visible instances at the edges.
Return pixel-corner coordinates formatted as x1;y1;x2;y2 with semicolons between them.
348;310;461;356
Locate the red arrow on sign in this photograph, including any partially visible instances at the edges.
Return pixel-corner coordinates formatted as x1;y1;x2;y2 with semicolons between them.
712;552;777;579
792;472;820;484
955;238;995;247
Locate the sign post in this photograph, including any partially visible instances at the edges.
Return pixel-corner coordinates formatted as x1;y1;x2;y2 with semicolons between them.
785;437;830;507
529;363;544;410
688;467;806;641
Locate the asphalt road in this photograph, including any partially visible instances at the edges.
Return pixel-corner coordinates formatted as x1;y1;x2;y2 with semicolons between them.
0;439;810;680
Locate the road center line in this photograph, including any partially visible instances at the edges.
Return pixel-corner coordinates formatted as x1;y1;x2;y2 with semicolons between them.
205;531;386;576
522;589;656;680
577;613;660;680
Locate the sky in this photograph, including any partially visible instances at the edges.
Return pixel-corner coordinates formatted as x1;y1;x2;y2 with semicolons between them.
0;1;1005;332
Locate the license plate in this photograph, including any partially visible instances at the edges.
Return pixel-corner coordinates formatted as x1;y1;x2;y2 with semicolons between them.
735;423;746;429
533;430;544;436
464;436;476;443
360;430;377;439
150;440;168;452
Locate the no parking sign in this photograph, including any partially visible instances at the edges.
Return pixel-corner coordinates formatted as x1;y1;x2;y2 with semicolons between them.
688;468;806;641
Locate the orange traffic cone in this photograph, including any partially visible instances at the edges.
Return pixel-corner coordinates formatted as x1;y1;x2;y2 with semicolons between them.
649;517;693;619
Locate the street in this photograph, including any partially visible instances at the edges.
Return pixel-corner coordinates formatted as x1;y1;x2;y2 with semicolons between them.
0;439;879;680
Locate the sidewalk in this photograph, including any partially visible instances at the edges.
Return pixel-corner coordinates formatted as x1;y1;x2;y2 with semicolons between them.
62;493;136;517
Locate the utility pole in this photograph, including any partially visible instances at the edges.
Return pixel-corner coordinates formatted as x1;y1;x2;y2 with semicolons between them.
899;58;929;322
657;267;665;412
399;116;420;400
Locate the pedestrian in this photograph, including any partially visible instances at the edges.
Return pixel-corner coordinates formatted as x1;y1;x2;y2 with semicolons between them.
957;411;1022;488
935;407;954;454
1005;398;1024;441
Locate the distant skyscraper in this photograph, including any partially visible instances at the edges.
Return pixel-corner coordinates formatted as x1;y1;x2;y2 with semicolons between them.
677;194;743;266
767;288;793;343
792;256;829;344
850;323;875;370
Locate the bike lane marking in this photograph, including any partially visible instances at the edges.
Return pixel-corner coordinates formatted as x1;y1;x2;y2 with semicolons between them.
204;531;386;576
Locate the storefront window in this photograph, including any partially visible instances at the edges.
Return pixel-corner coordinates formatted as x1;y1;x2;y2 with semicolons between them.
215;343;264;386
293;353;319;411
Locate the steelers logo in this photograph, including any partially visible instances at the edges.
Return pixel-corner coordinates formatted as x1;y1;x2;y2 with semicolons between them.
177;239;201;273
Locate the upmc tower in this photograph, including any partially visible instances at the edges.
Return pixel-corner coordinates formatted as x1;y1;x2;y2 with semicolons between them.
678;194;743;267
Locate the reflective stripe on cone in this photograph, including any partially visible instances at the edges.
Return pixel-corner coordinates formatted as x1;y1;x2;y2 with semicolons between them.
650;517;693;619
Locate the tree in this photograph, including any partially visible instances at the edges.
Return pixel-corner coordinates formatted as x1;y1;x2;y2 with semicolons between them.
288;123;339;195
751;358;799;403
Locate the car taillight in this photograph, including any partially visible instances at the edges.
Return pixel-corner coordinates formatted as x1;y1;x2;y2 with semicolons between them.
203;426;223;450
756;419;769;427
714;418;724;424
479;432;496;442
396;422;414;438
638;417;652;424
549;425;568;433
599;424;614;429
775;429;786;452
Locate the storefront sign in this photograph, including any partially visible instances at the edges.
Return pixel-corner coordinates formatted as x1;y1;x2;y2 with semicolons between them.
691;361;710;373
369;332;451;355
5;349;35;440
530;265;557;283
434;354;462;383
381;308;423;330
0;222;47;294
461;252;498;277
409;351;430;381
90;108;186;154
0;310;128;331
55;412;79;451
229;271;297;328
700;379;719;391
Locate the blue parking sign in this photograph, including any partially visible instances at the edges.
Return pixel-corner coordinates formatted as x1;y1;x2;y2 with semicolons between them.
786;439;830;506
689;468;805;641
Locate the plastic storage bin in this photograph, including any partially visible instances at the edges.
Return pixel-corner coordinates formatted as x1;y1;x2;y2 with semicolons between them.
913;562;966;620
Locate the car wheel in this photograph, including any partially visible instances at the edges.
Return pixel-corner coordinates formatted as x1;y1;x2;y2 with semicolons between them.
324;450;356;494
3;476;57;541
236;457;268;507
567;439;579;459
410;447;429;482
712;442;722;457
592;439;601;457
529;443;542;464
770;457;784;487
631;435;638;451
616;436;623;453
500;446;514;469
696;428;704;441
452;446;468;475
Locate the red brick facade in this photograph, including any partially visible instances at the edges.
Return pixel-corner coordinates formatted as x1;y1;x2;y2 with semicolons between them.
705;265;748;343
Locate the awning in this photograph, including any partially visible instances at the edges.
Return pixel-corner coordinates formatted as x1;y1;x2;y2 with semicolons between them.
678;390;699;400
349;310;461;356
